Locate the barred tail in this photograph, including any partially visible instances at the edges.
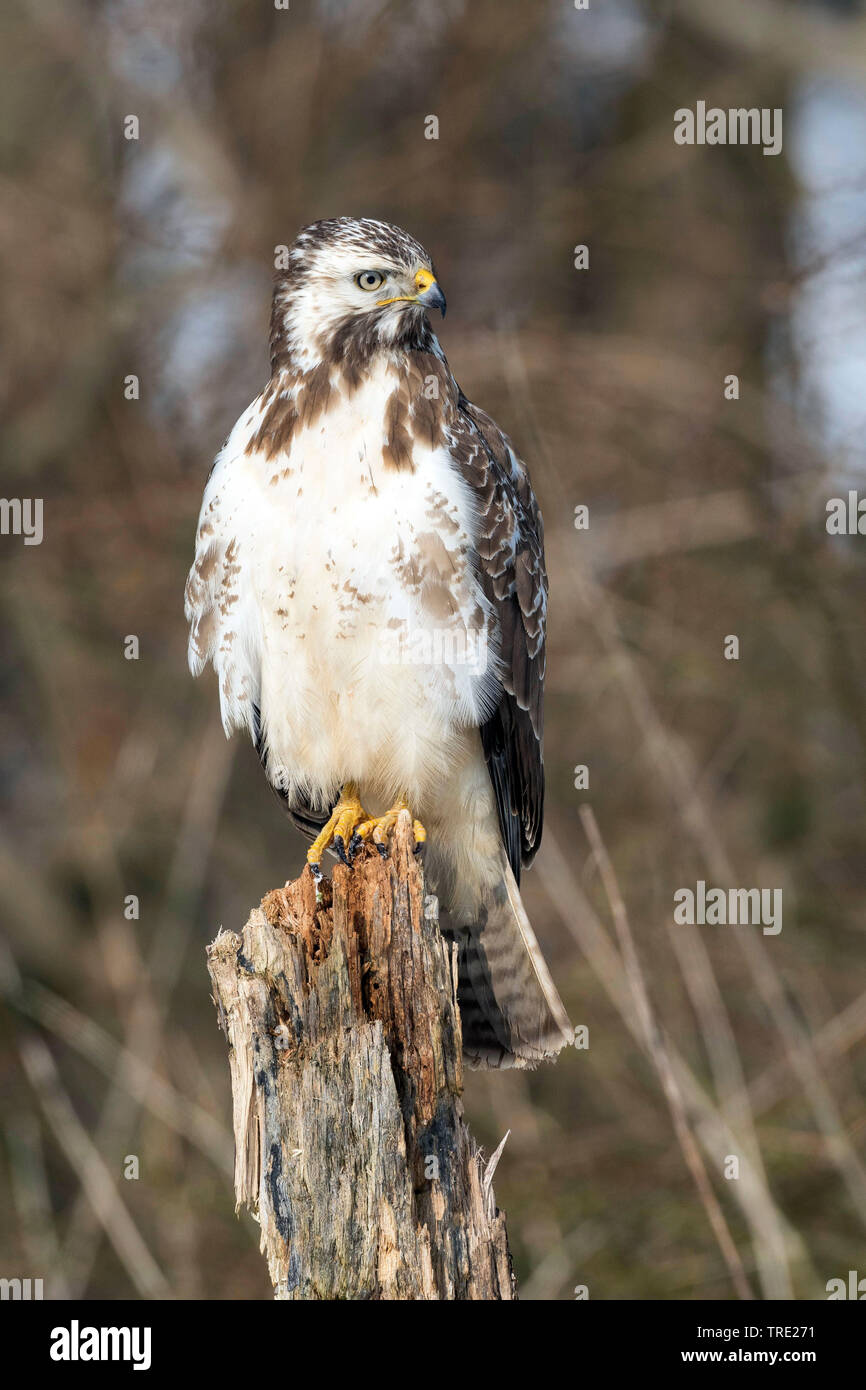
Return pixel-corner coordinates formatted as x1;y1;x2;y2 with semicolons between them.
440;852;572;1069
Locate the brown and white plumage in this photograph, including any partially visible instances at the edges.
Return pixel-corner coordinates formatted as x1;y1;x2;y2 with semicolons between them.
185;216;571;1068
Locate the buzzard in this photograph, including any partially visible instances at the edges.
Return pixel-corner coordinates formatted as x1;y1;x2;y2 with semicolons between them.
185;217;571;1068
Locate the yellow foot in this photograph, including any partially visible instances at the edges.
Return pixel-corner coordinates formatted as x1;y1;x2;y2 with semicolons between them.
352;798;427;860
306;782;369;880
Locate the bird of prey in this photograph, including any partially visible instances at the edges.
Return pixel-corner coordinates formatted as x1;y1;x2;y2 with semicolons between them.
185;217;571;1068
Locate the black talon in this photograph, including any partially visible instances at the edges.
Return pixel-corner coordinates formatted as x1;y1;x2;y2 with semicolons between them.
310;862;323;882
334;835;350;866
376;842;389;859
414;841;426;859
347;832;363;861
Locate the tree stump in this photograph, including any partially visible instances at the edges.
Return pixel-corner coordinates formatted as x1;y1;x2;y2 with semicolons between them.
206;811;516;1300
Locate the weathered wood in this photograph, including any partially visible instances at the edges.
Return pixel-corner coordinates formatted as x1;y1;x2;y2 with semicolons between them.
206;811;516;1300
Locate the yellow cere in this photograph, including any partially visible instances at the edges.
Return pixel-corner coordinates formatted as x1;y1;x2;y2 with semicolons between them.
377;266;438;308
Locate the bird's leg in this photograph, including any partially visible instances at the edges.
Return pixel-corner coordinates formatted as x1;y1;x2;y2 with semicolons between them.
351;796;427;860
306;781;369;880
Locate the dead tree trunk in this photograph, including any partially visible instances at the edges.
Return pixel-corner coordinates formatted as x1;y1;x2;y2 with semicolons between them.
206;811;515;1300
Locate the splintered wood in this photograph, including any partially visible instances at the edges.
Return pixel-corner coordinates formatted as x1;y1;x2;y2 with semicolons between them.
206;811;515;1300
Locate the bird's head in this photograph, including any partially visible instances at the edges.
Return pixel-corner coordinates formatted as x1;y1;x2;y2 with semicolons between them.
269;217;446;374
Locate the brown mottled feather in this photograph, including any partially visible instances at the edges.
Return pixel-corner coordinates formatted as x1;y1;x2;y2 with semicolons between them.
449;394;548;877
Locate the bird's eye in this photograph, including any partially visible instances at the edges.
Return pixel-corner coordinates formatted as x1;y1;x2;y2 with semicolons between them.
355;271;385;292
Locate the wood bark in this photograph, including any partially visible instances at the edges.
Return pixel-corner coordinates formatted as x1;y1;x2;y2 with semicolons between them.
206;811;516;1300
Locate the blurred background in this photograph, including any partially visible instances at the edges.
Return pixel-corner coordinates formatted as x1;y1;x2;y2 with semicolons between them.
2;0;866;1301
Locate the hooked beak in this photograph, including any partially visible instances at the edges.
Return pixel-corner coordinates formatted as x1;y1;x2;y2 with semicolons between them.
376;267;447;317
414;267;447;318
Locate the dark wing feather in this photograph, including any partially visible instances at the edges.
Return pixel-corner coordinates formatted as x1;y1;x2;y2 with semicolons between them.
450;394;547;883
